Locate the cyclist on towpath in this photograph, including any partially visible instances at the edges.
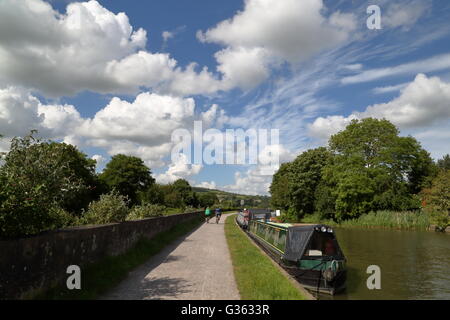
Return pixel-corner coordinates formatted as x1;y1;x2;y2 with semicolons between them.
215;207;222;224
205;207;211;223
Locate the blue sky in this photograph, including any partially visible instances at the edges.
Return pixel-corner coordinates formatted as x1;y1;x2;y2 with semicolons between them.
1;0;450;195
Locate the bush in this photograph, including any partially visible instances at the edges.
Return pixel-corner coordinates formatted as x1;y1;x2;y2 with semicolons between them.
47;206;75;230
126;203;165;220
428;210;449;231
0;132;100;237
83;192;129;225
423;170;450;230
279;207;300;223
183;206;198;213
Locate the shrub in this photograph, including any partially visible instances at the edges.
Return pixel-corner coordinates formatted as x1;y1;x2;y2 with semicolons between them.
183;206;197;213
83;192;129;225
0;132;99;237
423;170;450;230
47;206;75;230
126;203;165;220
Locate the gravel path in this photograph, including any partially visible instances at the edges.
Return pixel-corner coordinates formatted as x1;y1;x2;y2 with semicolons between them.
101;214;240;300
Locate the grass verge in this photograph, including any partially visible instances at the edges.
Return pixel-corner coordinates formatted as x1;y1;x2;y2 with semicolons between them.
35;216;202;300
300;210;430;231
224;215;307;300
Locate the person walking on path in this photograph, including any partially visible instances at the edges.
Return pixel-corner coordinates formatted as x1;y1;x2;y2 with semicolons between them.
205;207;211;223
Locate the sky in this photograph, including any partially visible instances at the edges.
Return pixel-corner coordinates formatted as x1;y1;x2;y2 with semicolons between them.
1;0;450;195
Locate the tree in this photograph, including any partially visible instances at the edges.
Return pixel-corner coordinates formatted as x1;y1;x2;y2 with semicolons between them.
198;192;219;208
423;170;450;230
270;162;291;210
325;118;434;219
0;132;98;237
164;190;183;208
138;183;165;205
172;179;192;204
313;180;337;219
437;154;450;170
287;147;332;219
99;154;155;205
190;191;200;208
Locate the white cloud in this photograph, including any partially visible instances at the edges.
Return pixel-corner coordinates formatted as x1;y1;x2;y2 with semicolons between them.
383;1;430;30
198;0;356;91
221;143;296;195
82;93;195;145
308;115;358;140
91;154;105;165
372;82;409;94
310;74;450;138
161;26;186;51
0;87;226;171
199;0;355;63
162;31;173;42
195;181;217;190
215;46;271;90
342;64;363;72
0;0;236;97
0;87;46;137
156;153;202;184
0;0;149;96
222;167;271;196
0;86;85;143
341;53;450;85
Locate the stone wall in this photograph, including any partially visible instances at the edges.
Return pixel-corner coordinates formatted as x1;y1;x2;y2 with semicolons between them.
0;211;201;299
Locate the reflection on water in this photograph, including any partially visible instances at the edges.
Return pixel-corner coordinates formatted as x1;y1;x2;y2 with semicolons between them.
321;228;450;300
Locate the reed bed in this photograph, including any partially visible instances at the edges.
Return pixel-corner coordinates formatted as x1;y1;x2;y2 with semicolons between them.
301;210;430;231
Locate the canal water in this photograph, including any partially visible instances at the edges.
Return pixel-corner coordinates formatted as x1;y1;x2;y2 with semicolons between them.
322;228;450;300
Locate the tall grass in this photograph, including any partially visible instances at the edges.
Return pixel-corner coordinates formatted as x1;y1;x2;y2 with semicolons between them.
224;215;307;300
301;210;430;231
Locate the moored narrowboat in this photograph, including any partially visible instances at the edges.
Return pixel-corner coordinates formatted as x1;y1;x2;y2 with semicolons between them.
242;218;347;295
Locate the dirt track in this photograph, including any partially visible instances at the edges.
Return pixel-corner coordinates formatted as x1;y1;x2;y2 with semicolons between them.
101;215;240;300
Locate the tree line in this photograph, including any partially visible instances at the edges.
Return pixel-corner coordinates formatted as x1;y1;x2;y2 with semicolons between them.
0;131;220;238
270;118;449;229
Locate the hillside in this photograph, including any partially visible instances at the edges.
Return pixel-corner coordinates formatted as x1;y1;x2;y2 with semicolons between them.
192;187;271;208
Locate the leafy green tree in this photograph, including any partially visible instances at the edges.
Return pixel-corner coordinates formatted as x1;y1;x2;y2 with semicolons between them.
164;190;183;208
138;183;165;205
190;191;200;208
270;162;291;210
313;180;336;219
437;154;450;170
0;132;98;237
99;154;155;205
172;179;192;203
287;147;332;219
198;192;219;208
325;118;434;219
423;170;450;230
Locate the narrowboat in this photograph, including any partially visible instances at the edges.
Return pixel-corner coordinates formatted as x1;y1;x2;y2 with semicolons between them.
236;210;250;229
238;217;347;295
236;208;272;229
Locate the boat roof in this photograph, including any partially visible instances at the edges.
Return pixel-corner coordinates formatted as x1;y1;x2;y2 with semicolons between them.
264;221;323;229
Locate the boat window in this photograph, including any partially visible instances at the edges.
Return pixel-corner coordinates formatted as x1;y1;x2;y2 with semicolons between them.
304;232;339;258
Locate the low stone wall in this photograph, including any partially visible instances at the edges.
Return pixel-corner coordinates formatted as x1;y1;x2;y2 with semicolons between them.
0;211;201;300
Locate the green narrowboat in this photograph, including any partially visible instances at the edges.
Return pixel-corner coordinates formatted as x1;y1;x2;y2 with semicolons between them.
246;219;347;295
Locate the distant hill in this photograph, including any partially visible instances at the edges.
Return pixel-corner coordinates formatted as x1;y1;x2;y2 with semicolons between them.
192;187;271;208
